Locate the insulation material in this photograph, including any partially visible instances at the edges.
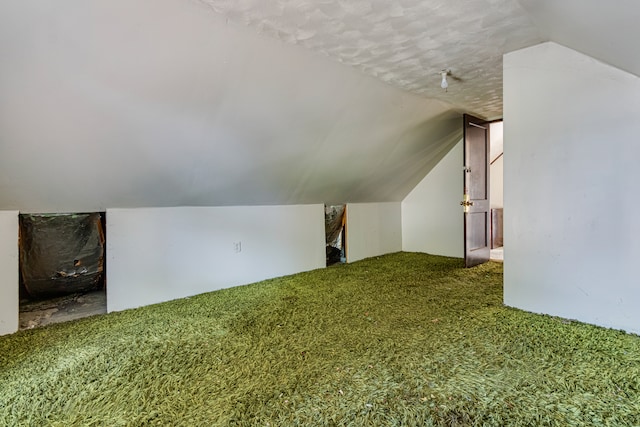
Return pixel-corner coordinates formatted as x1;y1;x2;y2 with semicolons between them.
325;205;345;265
19;213;105;298
325;205;345;247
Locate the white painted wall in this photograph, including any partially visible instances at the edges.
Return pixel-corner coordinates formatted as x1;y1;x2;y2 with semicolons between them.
346;203;402;263
490;156;504;209
402;141;464;258
490;122;504;209
0;211;19;336
504;42;640;334
106;205;325;312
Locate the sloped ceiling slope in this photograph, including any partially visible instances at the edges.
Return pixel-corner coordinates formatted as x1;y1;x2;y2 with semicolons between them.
3;0;635;212
517;0;640;79
0;0;460;213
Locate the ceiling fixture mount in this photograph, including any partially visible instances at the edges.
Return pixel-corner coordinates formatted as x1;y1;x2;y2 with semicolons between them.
440;69;450;91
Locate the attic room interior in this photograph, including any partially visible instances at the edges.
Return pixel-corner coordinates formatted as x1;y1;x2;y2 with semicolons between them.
1;0;639;425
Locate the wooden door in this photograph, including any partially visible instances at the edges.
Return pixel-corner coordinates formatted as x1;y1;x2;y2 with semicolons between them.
462;114;490;267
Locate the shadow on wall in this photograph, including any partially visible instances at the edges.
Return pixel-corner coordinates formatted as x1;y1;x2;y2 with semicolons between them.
352;112;463;202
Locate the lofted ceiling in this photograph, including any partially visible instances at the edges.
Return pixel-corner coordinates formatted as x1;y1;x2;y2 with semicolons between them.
198;0;640;119
0;0;638;212
198;0;543;119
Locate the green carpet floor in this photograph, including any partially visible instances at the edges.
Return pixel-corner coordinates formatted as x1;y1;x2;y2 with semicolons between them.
1;252;639;426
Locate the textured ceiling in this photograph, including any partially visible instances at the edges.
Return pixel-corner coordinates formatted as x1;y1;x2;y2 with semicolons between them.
198;0;544;119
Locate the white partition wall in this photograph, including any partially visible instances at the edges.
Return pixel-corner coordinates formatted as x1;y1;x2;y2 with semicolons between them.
346;202;402;263
504;42;640;334
106;205;325;312
0;211;19;336
402;141;463;258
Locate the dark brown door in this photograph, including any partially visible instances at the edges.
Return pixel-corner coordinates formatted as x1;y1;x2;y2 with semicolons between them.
463;114;490;268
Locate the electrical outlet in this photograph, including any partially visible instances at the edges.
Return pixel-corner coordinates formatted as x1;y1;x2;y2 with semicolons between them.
234;241;242;253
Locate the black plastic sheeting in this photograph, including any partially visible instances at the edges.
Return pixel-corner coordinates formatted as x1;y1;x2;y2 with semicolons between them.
19;213;105;299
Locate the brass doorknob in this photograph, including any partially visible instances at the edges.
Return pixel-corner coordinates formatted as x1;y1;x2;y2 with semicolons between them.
460;198;473;213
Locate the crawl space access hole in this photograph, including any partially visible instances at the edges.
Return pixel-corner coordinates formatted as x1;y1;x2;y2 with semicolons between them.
325;205;346;266
18;212;107;330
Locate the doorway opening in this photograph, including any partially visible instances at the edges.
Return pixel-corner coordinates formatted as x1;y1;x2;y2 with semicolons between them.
325;205;346;266
18;212;107;329
489;121;504;262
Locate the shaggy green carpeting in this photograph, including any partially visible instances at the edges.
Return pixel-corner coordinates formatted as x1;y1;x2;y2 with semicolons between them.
1;253;639;426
